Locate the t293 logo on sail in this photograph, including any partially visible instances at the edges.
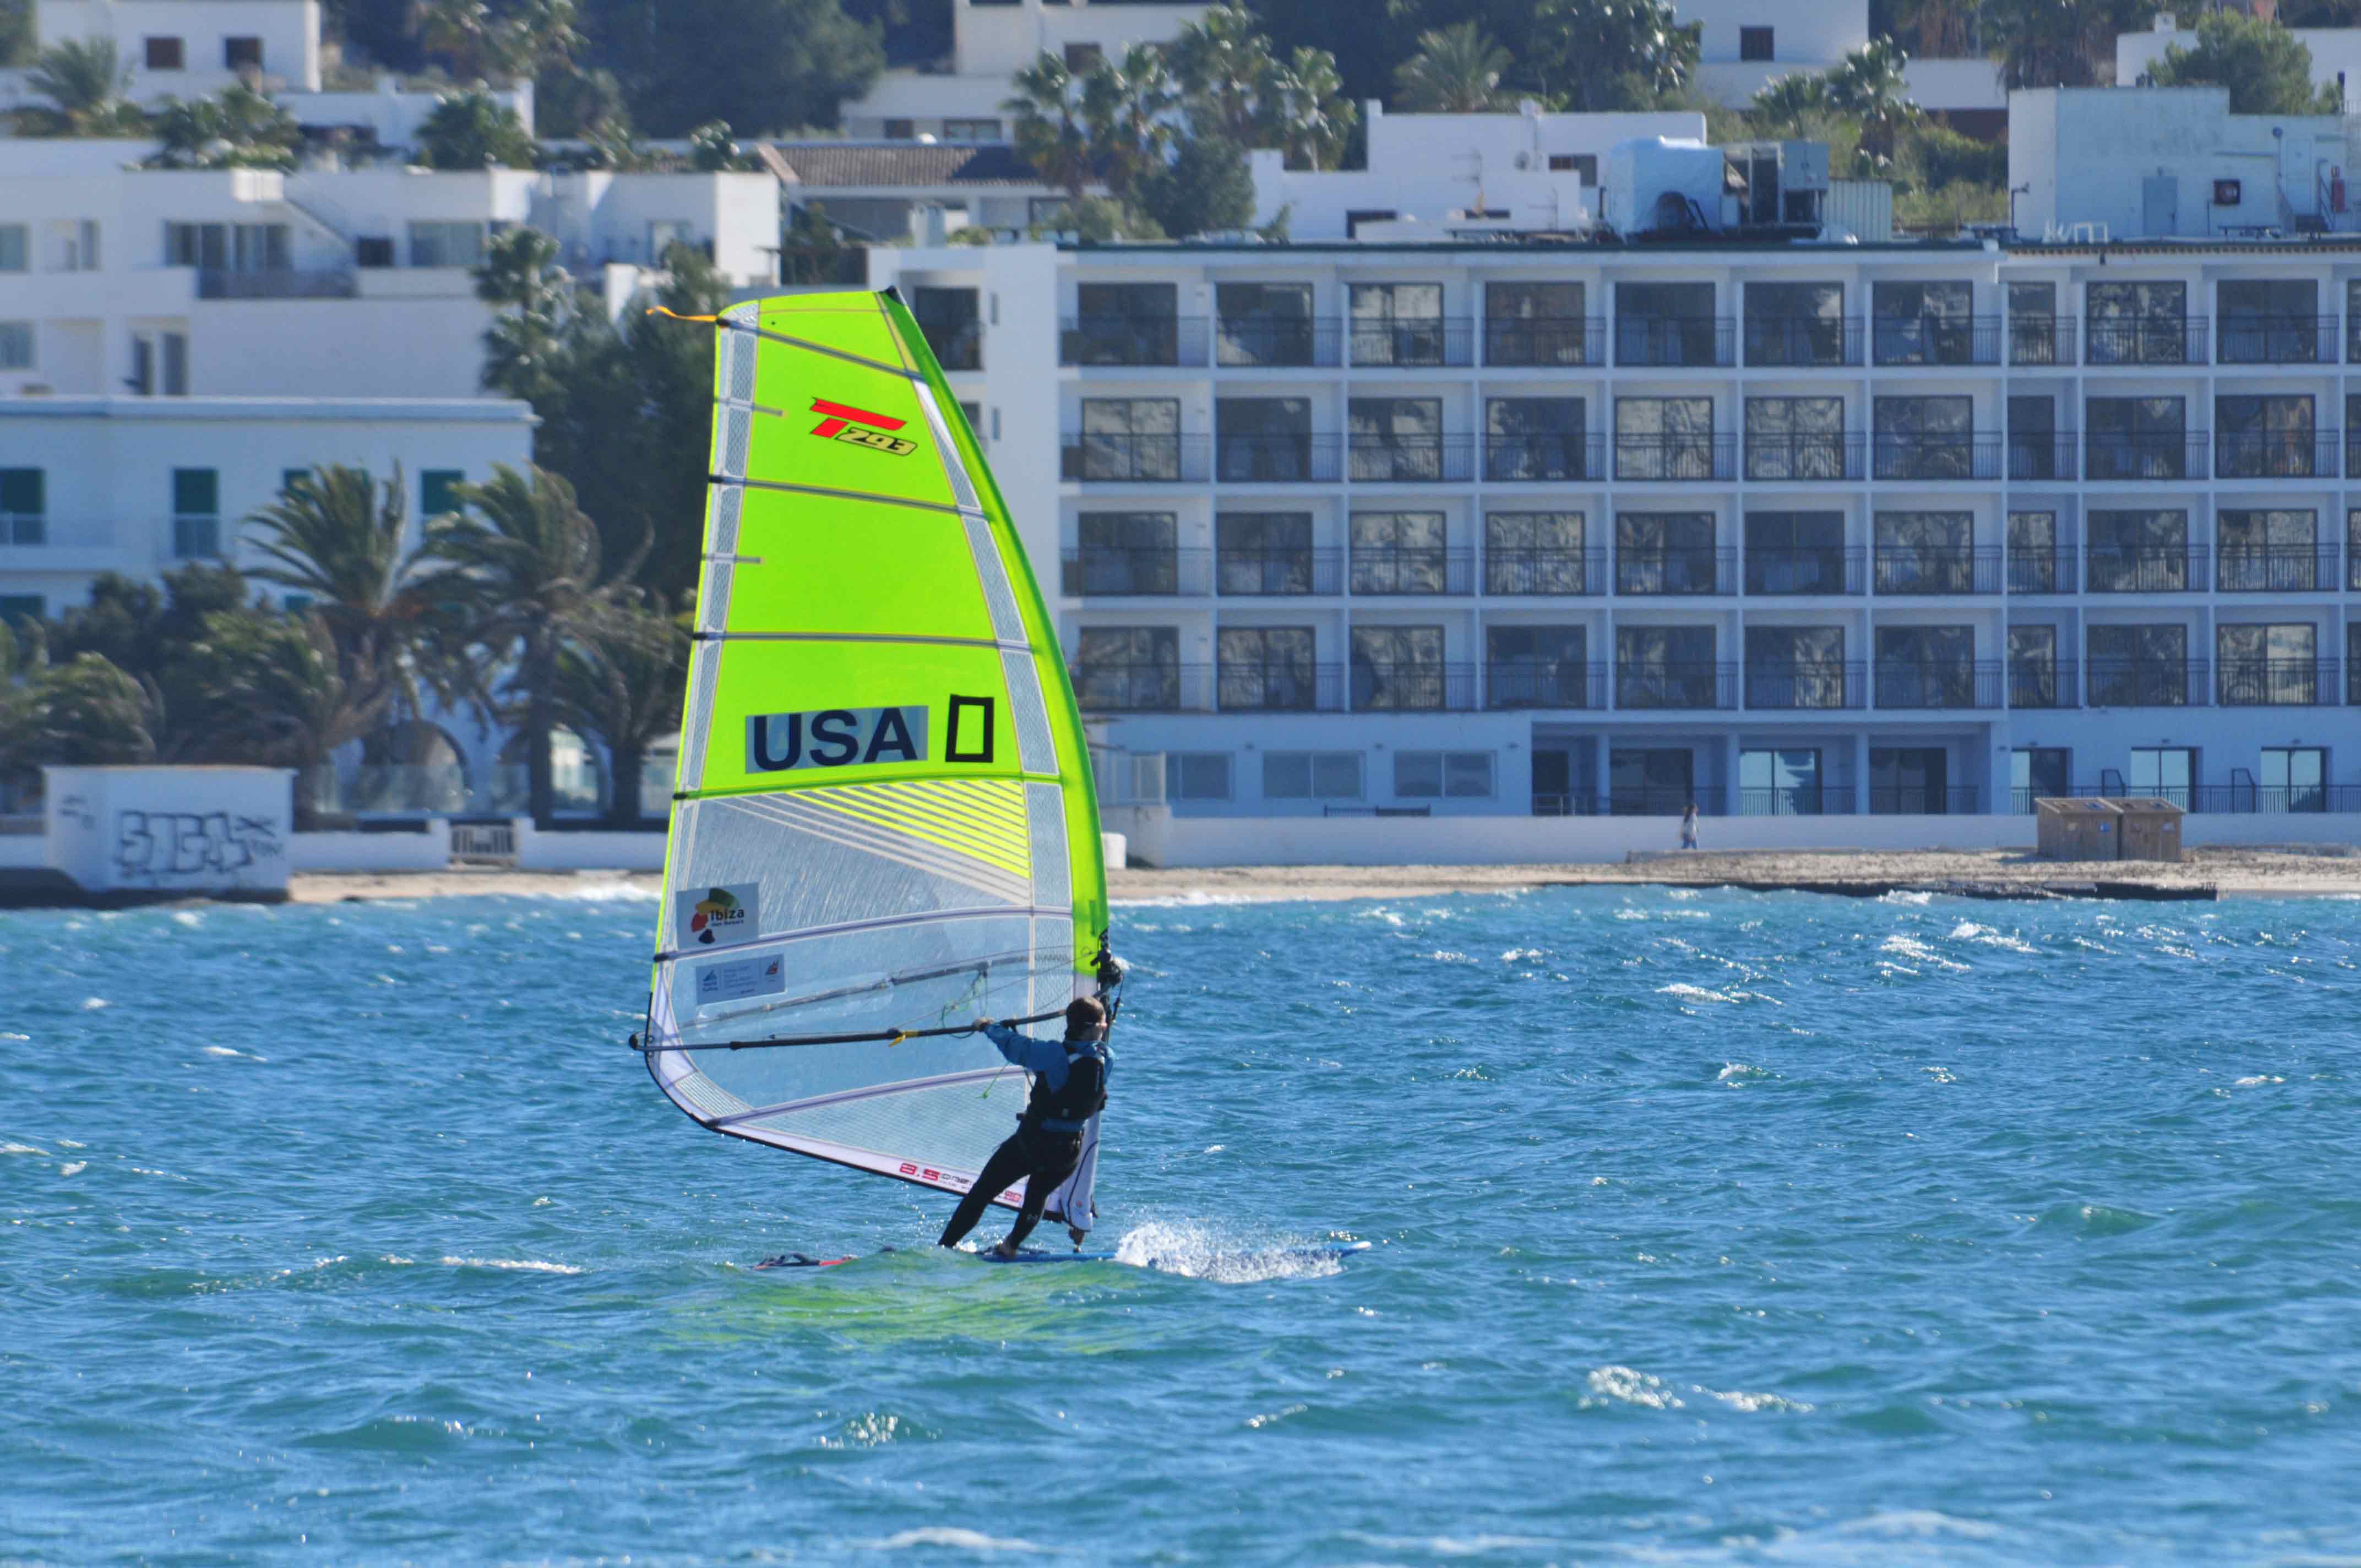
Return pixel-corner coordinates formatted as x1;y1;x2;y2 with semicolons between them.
746;697;995;773
809;398;917;457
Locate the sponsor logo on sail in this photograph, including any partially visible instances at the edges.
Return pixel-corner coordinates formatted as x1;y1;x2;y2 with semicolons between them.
744;696;995;774
809;398;917;457
677;883;760;948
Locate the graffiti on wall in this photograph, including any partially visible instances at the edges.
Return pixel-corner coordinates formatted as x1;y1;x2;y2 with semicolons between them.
112;811;286;885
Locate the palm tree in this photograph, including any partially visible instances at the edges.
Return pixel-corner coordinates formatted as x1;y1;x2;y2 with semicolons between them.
1825;38;1919;163
423;465;643;829
1080;43;1178;199
244;464;438;700
1271;46;1355;171
1169;2;1281;144
552;594;688;829
1392;22;1513;113
1004;53;1095;200
186;611;393;828
22;37;144;137
420;0;494;80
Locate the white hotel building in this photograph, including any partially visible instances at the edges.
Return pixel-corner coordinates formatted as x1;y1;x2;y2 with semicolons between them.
872;97;2361;834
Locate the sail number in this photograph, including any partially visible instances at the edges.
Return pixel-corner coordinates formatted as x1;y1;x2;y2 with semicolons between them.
746;696;995;773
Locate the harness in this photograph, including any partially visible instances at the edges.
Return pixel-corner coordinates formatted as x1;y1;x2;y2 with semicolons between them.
1022;1041;1110;1136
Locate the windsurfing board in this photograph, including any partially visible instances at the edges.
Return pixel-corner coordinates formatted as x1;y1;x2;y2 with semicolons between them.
755;1242;1372;1270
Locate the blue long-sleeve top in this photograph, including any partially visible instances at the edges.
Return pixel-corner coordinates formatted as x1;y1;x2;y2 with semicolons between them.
983;1022;1080;1088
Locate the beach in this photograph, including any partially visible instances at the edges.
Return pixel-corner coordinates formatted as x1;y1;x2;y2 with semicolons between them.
285;844;2361;905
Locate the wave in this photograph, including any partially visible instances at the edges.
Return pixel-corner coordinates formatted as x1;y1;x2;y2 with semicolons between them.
1112;1221;1356;1282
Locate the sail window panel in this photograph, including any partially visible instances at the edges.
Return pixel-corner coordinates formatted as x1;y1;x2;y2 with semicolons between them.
716;491;1001;641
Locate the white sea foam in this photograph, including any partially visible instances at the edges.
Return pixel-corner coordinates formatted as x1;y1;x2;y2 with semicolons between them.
58;1161;86;1177
2234;1075;2284;1087
1717;1062;1771;1083
1583;1365;1684;1409
202;1046;241;1058
171;911;202;928
860;1528;1042;1554
1879;890;1936;905
538;881;660;902
1660;982;1743;1004
434;1256;583;1275
2;1142;49;1156
1112;1220;1352;1283
1879;935;1969;972
1949;920;2038;954
80;998;108;1010
1;1032;26;1042
1835;1510;2002;1541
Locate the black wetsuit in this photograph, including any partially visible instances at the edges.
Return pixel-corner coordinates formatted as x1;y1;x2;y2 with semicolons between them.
937;1026;1109;1252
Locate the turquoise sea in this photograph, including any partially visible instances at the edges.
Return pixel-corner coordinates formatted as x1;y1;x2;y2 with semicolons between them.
5;885;2360;1566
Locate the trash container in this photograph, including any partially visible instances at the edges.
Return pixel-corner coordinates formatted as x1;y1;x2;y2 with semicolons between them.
2109;797;2184;863
2035;797;2121;862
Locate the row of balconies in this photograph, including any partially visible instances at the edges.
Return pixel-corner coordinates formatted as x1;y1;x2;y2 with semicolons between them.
1533;782;2361;818
1062;544;2361;599
1069;657;2358;714
1046;313;2361;372
1060;431;2361;486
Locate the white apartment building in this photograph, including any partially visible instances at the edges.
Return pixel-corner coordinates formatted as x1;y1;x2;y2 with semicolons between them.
870;113;2361;830
20;0;322;100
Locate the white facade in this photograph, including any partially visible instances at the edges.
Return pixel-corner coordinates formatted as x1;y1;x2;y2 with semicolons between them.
2010;87;2361;242
873;154;2361;831
841;0;1207;142
28;0;321;99
2119;15;2361;110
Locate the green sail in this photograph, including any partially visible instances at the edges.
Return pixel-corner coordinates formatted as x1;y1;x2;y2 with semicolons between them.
643;290;1108;1207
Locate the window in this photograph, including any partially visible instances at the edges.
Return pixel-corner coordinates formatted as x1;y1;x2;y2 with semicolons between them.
912;287;982;370
1165;754;1233;801
1739;25;1775;59
224;35;263;69
1216;626;1317;710
1;469;43;543
1486;511;1586;595
2013;747;2070;809
1615;396;1715;480
1615;624;1717;710
1348;398;1443;482
2008;280;2060;364
1616;281;1717;367
2218;279;2318;362
1216;397;1314;481
1741;749;1825;815
0;225;24;272
2087;281;2188;364
408;221;488;268
164;222;291;273
1485;397;1585;481
1745;511;1846;595
1874;510;1974;594
145;36;184;69
959;400;983;442
883;118;915;140
0;323;30;371
1871;747;1954;813
1350;624;1446;710
1743;625;1847;710
1743;281;1845;367
2216;394;2315;478
1063;42;1103;72
2008;510;2060;593
1487;625;1588;707
1744;396;1844;480
1873;395;1974;479
1395;751;1493;799
1610;747;1697;813
1217;513;1315;595
2087;510;2189;592
942;118;999;140
52;219;100;272
2127;747;2195;802
1075;398;1179;481
2089;624;2190;706
1873;281;1974;364
172;467;220;559
420;471;466;519
1350;511;1448;594
2218;622;2320;705
2008;395;2056;481
1546;154;1597;182
1072;282;1179;366
2008;624;2060;708
1486;281;1587;365
1876;625;1976;707
2086;395;2188;480
1075;511;1178;595
1616;510;1717;595
2217;509;2318;592
356;236;396;268
1217;282;1316;367
0;595;43;627
2261;748;2326;812
1264;752;1362;800
1074;626;1180;711
1349;283;1446;366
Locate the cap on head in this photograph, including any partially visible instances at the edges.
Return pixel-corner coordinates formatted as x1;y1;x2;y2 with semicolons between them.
1064;996;1107;1037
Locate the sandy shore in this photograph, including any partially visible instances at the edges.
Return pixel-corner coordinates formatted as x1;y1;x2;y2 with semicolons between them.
285;845;2361;906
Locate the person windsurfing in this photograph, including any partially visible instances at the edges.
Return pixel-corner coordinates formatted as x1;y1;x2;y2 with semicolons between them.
937;996;1113;1259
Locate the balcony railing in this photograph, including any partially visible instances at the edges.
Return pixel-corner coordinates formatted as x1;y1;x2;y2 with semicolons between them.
1347;317;1473;368
1060;314;1206;367
1739;785;1859;816
1873;660;2005;709
2086;316;2208;365
1215;317;1342;368
1484;547;1602;595
1348;546;1474;595
2087;658;2206;706
2215;429;2340;480
1614;661;1739;710
2008;659;2078;709
1216;547;1341;596
1872;433;2001;481
2009;315;2077;366
2188;783;2361;813
1060;433;1212;483
1869;786;1982;814
2007;546;2076;594
1351;660;1478;711
2216;657;2341;706
1615;545;1734;596
2217;314;2337;364
2006;433;2079;481
1872;314;2001;366
2085;545;2208;593
1069;662;1212;712
1484;317;1604;367
1531;790;1731;817
1484;434;1602;482
195;266;357;300
1613;433;1736;482
0;517;121;557
1742;315;1863;367
1347;435;1474;483
2085;432;2210;481
1486;662;1607;709
1060;547;1211;597
1745;546;1862;596
172;513;222;559
1614;316;1735;367
1743;660;1864;710
1214;433;1342;483
2216;543;2341;592
1744;432;1864;481
1215;661;1345;712
1872;546;2002;595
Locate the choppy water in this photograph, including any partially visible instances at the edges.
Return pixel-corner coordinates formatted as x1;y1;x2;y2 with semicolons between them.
5;886;2361;1566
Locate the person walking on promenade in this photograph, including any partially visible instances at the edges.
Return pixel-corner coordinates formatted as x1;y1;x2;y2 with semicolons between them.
1680;801;1701;850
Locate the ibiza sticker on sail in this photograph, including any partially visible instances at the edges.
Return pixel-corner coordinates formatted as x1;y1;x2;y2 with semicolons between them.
677;883;761;948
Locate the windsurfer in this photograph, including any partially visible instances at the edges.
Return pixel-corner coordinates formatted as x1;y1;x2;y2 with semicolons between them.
937;997;1113;1258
